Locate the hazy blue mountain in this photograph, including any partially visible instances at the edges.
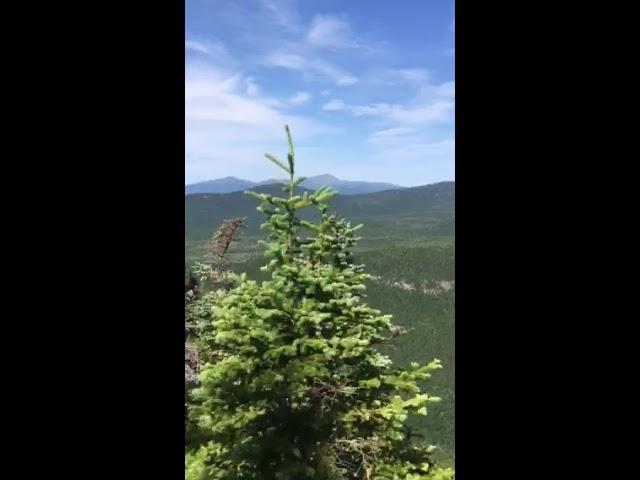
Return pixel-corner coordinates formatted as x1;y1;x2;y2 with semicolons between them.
302;174;403;195
186;174;405;195
185;177;256;194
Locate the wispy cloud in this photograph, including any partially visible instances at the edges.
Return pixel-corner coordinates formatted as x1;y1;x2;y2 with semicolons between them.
415;81;455;103
245;77;260;96
186;66;333;138
323;72;454;126
185;38;229;58
259;0;302;33
263;52;358;85
306;15;358;50
322;99;346;111
382;69;454;99
288;91;311;105
305;13;388;56
323;98;453;125
185;37;238;70
185;39;209;54
368;127;416;141
185;63;338;182
395;68;431;84
372;139;455;162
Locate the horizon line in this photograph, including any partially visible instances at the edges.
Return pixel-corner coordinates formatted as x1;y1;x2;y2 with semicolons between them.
185;175;455;188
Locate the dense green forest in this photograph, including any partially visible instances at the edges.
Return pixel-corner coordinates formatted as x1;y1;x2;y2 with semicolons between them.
185;127;455;478
185;181;453;260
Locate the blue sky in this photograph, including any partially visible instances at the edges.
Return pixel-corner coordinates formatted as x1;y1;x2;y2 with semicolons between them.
186;0;454;187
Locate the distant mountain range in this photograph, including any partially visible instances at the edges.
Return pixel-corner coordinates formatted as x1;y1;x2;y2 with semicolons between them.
185;181;454;241
185;174;405;195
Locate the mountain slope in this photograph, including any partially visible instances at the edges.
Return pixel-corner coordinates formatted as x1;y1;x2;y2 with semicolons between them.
185;181;454;243
300;174;403;195
185;174;405;195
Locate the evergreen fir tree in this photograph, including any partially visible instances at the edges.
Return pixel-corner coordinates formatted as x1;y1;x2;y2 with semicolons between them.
186;126;454;480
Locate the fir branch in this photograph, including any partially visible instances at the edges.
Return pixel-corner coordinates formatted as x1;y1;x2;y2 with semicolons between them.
265;153;290;174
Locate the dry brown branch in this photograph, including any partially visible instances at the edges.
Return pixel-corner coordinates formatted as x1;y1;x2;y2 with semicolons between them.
204;217;245;261
185;344;199;386
332;437;382;479
371;326;415;346
186;218;245;388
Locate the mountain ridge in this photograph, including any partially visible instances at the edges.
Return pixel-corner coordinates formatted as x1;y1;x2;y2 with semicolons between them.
185;181;454;241
185;174;406;195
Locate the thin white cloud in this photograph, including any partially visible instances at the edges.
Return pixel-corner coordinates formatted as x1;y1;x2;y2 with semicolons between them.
259;0;302;33
322;99;346;111
245;77;260;96
186;66;333;137
263;52;358;86
433;81;455;99
323;98;453;125
415;80;455;106
306;15;358;50
373;139;455;162
185;63;338;183
373;68;450;96
391;101;454;124
369;127;416;139
288;91;311;105
185;40;209;54
323;73;454;126
185;38;229;58
305;14;387;55
396;68;431;84
263;52;304;69
382;69;454;101
185;38;237;71
263;97;284;108
321;89;331;96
